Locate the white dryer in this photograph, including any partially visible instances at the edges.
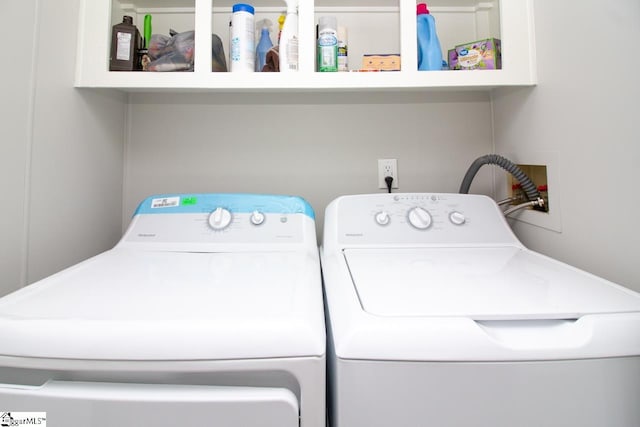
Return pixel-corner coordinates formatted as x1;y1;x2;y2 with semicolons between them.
0;193;325;427
321;193;640;427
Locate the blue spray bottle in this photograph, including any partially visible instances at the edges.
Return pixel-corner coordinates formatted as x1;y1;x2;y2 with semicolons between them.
255;19;273;72
417;3;443;71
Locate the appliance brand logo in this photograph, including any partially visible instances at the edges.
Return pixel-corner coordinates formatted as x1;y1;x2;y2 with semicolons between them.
0;413;47;426
151;197;180;209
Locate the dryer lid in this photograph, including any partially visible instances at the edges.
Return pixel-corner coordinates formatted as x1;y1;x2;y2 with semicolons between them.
0;249;325;361
344;247;640;321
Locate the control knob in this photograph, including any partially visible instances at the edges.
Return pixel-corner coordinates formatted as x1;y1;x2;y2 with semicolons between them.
375;211;391;226
449;211;466;225
208;207;232;230
250;210;265;225
407;207;432;230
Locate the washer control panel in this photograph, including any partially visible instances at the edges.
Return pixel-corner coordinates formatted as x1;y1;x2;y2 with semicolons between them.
122;193;315;246
332;193;518;246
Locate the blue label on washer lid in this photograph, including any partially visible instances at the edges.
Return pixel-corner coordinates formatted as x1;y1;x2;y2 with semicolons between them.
134;193;315;219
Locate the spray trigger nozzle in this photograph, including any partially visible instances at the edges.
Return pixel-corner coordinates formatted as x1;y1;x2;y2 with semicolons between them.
256;19;273;32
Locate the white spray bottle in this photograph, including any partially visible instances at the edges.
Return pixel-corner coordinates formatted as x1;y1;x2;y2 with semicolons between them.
279;0;298;72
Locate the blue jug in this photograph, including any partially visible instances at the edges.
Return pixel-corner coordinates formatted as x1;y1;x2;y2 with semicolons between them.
417;3;443;71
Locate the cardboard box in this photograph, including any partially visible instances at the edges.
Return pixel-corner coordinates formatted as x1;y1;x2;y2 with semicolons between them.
448;49;458;70
361;54;401;71
450;38;501;70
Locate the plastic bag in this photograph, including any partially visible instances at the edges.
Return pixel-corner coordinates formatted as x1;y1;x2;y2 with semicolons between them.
148;30;194;71
211;34;227;72
147;30;227;72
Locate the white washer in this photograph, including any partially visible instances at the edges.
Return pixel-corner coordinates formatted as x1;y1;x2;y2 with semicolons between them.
321;193;640;427
0;193;325;427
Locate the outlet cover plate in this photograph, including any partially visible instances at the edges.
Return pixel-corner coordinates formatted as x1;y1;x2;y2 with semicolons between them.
378;158;399;189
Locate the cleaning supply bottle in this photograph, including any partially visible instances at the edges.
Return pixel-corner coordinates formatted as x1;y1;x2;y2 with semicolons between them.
277;13;286;44
255;19;273;71
337;26;348;72
279;0;299;72
230;3;255;72
317;16;338;72
109;16;143;71
417;3;443;71
138;14;152;70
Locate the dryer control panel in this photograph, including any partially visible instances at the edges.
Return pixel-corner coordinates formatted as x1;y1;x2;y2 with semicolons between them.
326;193;520;247
119;193;316;250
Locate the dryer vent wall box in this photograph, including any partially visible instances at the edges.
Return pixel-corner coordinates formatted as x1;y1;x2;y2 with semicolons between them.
0;193;326;427
321;193;640;427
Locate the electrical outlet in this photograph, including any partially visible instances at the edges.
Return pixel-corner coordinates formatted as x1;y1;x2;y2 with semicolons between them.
378;159;399;189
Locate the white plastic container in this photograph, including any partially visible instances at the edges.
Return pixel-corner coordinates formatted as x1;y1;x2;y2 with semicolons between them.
230;3;255;72
279;0;298;72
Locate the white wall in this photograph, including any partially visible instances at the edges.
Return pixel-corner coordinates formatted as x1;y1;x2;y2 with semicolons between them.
492;0;640;291
124;91;495;231
0;1;38;295
0;0;127;296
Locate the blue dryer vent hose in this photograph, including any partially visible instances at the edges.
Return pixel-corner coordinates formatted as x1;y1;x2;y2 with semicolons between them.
459;154;541;202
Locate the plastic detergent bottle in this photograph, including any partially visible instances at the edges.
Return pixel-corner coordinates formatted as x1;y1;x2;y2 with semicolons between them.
230;3;255;72
317;16;338;72
417;3;443;71
279;0;299;72
255;19;273;71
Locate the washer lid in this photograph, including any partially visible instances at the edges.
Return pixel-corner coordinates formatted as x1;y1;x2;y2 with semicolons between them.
344;247;640;321
0;249;325;361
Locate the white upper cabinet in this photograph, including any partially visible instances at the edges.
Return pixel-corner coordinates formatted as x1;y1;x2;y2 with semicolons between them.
75;0;536;91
